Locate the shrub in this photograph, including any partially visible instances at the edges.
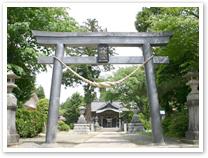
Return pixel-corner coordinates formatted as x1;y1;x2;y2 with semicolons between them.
139;113;151;130
162;110;188;138
58;121;70;131
16;108;44;138
69;123;74;129
36;98;49;122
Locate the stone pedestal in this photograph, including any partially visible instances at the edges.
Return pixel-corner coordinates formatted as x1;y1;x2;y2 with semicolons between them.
128;104;144;134
128;123;144;133
7;71;19;146
185;72;199;143
124;123;127;133
90;123;95;132
74;124;90;134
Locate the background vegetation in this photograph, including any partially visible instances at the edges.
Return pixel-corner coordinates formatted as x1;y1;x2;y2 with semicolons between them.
59;93;84;129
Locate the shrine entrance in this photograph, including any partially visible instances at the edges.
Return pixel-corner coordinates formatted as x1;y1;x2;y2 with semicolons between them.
32;31;172;144
98;110;119;128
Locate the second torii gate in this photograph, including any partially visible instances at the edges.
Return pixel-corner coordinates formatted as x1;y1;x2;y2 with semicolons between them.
32;31;172;144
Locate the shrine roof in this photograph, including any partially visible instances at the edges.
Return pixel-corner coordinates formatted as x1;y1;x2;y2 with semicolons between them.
91;101;127;113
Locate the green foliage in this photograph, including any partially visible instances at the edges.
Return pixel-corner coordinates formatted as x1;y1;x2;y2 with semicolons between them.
162;110;188;138
135;7;162;32
139;113;151;130
68;123;74;129
36;98;49;122
135;7;199;114
16;108;44;138
13;75;36;102
7;7;79;102
120;111;133;123
35;86;45;99
16;98;48;138
60;93;83;128
58;121;70;131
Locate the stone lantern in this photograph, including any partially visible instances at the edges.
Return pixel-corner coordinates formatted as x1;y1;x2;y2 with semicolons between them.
74;105;90;134
7;70;19;145
94;115;100;131
7;70;18;93
185;72;199;143
77;106;87;124
128;103;144;134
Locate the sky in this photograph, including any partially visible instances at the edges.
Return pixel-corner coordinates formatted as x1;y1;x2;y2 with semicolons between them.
36;3;143;103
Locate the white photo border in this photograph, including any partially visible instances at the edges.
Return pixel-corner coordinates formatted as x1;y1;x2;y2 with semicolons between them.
2;2;203;153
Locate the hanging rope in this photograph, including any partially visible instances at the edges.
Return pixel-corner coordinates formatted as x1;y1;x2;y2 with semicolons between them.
52;55;154;88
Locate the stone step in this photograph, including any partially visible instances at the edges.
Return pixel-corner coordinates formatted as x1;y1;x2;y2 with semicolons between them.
99;127;121;132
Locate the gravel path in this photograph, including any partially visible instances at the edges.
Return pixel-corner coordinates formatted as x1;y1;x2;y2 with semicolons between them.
10;131;98;148
74;131;139;148
9;131;199;148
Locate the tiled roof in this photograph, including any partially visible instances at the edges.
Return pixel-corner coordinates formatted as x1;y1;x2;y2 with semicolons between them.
91;101;123;112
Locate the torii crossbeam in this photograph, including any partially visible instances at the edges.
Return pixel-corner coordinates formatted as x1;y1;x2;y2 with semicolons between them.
32;31;172;144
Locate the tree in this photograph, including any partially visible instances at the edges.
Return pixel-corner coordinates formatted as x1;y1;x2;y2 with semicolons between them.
7;7;79;102
35;85;45;99
60;93;83;128
135;7;199;114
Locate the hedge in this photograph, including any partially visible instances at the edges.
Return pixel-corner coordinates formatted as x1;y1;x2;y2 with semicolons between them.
58;120;70;131
16;108;44;138
162;110;188;138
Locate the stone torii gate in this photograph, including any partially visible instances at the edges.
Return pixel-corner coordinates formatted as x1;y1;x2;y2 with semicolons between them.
32;31;172;144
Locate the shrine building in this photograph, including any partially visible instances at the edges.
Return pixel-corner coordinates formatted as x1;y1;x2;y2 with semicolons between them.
90;101;127;128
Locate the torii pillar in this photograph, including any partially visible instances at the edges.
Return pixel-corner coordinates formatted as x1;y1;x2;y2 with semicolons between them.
46;43;64;143
143;43;164;143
